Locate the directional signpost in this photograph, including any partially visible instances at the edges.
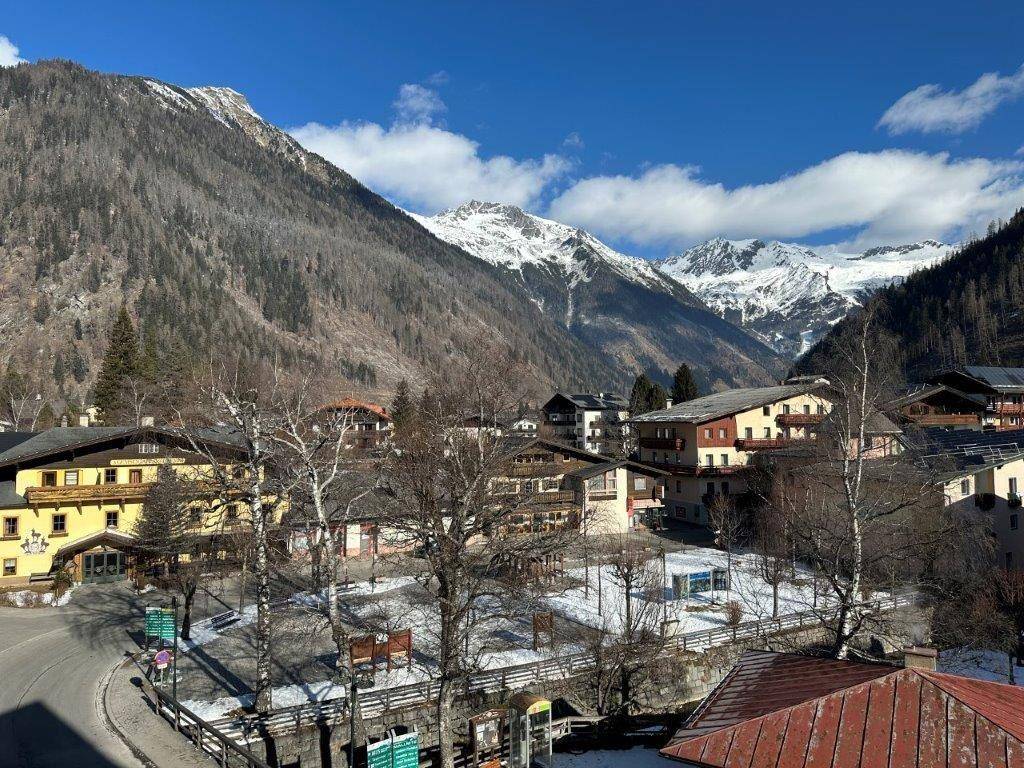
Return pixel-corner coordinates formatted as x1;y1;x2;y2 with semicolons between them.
145;606;176;646
367;730;419;768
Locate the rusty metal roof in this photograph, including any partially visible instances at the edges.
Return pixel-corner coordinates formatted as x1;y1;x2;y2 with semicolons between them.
672;650;898;741
661;657;1024;768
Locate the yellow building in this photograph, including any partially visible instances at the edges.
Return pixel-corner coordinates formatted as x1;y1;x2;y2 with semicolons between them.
0;425;250;585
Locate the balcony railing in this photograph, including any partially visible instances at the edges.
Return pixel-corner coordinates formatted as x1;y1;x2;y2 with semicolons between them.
734;437;811;451
627;486;663;501
638;437;685;451
904;413;981;426
25;482;154;505
776;413;824;427
991;402;1024;414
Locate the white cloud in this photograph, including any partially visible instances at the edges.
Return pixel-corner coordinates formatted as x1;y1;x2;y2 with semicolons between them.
547;150;1024;249
562;131;584;150
425;70;449;87
393;83;446;126
878;64;1024;135
291;119;569;213
0;35;25;68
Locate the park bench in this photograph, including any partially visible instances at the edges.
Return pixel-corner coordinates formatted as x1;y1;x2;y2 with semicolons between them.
209;610;240;630
28;572;53;583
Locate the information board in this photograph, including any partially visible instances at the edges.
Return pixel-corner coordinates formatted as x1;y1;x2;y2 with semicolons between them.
367;737;391;768
391;731;418;768
689;571;712;593
145;607;176;642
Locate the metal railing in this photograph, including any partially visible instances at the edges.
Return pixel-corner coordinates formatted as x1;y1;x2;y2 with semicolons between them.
129;653;271;768
207;593;913;743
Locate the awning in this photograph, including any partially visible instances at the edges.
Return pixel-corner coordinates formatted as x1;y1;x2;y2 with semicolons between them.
55;528;137;559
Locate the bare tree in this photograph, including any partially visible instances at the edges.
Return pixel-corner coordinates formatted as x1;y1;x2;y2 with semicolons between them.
177;364;286;712
377;345;579;768
753;506;789;620
708;495;744;584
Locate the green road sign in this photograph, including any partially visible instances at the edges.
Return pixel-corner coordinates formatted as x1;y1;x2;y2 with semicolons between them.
146;607;176;642
367;738;391;768
367;731;419;768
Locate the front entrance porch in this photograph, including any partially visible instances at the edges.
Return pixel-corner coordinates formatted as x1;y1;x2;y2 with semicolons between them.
54;528;137;584
82;549;127;584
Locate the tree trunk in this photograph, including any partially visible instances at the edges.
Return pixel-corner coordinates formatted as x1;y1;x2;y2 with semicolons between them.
772;579;779;620
436;680;456;768
181;581;197;641
250;485;273;713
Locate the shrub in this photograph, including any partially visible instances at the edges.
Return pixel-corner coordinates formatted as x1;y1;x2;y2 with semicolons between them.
725;600;743;626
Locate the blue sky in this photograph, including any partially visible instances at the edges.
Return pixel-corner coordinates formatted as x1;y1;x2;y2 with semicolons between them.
3;1;1024;256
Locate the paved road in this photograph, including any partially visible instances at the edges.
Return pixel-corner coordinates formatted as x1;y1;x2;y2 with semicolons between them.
0;583;147;768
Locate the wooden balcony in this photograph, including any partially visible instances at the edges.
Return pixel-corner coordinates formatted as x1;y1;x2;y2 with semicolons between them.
992;402;1024;414
627;486;663;501
904;413;981;426
775;413;824;427
524;490;577;505
734;437;802;450
641;462;745;477
638;436;685;451
25;482;154;506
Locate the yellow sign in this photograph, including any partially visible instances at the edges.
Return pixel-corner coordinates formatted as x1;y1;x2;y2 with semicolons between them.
110;458;185;466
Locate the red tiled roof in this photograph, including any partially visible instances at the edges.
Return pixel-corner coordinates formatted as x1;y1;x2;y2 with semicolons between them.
322;397;390;421
661;661;1024;768
674;650;898;740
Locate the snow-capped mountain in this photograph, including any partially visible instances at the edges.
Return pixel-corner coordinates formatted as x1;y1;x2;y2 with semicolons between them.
658;238;954;357
415;202;787;389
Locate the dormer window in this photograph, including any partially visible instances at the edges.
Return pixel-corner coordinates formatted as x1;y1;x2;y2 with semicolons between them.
137;443;159;454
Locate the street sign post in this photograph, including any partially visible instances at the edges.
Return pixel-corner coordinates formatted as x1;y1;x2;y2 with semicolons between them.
366;730;419;768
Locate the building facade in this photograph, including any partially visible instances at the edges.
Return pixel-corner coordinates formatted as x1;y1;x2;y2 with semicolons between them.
0;426;249;585
930;366;1024;430
632;380;833;523
890;384;986;430
321;397;393;451
540;393;629;454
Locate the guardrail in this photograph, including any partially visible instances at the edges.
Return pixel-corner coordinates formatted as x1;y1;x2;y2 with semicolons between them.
208;593;913;743
129;653;271;768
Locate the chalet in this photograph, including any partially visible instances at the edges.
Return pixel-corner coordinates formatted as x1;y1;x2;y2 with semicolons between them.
661;648;1024;768
890;383;986;430
0;425;254;585
920;427;1024;569
540;393;629;454
631;379;832;523
930;366;1024;430
321;397;392;450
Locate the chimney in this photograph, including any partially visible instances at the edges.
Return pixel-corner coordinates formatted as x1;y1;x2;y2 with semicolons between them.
903;646;938;671
78;414;90;428
60;414;69;428
140;415;155;427
665;398;674;408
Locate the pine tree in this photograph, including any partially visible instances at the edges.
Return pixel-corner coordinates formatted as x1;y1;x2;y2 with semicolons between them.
390;378;413;431
648;382;668;412
93;306;139;420
629;373;653;415
670;363;700;404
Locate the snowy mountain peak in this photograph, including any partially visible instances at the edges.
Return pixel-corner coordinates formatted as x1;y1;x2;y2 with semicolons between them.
413;201;677;293
658;236;954;357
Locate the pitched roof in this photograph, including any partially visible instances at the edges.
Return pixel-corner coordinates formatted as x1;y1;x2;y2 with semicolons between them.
544;392;628;411
0;431;38;454
917;427;1024;477
323;397;390;421
632;382;828;425
964;365;1024;391
890;383;986;410
661;656;1024;768
672;650;897;740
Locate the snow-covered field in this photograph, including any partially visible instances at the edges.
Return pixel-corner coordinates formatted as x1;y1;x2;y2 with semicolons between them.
180;546;848;719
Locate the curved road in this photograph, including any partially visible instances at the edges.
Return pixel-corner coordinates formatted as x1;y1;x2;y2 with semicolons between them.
0;583;145;768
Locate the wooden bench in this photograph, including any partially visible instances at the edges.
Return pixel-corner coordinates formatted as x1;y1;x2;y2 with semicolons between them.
209;610;240;630
28;572;54;584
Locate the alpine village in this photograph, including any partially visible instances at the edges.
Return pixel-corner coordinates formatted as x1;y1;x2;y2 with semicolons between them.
3;10;1024;768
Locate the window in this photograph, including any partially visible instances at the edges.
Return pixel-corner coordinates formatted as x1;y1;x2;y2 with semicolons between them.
762;406;770;416
763;427;771;438
1006;552;1014;569
129;469;142;484
803;404;811;414
137;443;159;454
675;480;681;493
51;513;66;534
104;468;117;484
720;453;729;467
2;517;17;538
705;454;714;467
63;470;78;486
523;479;535;494
586;471;616;492
722;481;730;495
635;477;647;491
1012;514;1019;531
783;404;791;414
227;504;239;520
703;428;712;439
41;471;57;487
3;558;14;576
1011;478;1019;495
817;404;825;414
718;428;727;439
106;510;119;528
960;479;971;496
744;427;753;439
705;482;715;496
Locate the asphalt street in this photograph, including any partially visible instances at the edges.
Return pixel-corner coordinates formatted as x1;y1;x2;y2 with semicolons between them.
0;583;146;768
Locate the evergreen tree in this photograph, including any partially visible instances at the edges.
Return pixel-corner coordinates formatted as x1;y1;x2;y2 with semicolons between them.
648;382;668;412
670;363;700;404
629;373;653;416
390;378;413;431
93;305;139;420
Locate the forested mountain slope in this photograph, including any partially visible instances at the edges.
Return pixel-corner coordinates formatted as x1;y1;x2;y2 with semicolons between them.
0;60;624;399
797;211;1024;380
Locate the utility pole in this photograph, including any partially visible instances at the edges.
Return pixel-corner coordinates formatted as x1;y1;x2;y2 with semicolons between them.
171;596;180;729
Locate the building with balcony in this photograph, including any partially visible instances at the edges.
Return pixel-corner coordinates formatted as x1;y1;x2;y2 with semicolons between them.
631;379;833;523
890;384;986;431
920;426;1024;569
321;397;392;451
0;425;251;585
540;392;630;455
929;366;1024;430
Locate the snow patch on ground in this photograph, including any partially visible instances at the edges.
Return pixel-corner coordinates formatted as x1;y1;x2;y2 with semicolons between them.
552;747;667;768
939;648;1023;686
177;603;259;650
1;585;75;608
